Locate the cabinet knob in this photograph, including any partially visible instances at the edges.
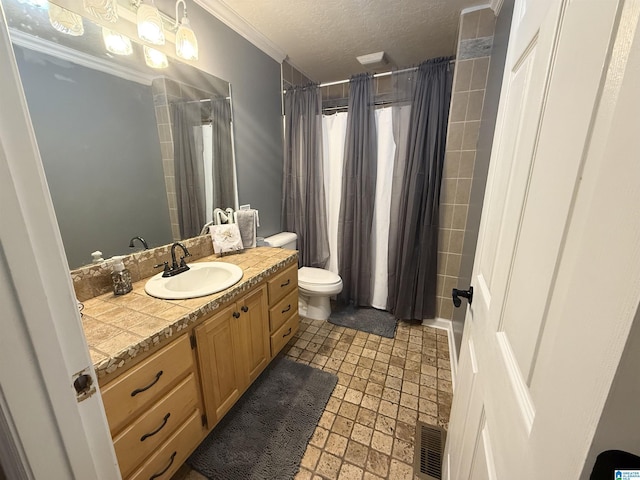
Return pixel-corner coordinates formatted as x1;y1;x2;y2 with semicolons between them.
241;305;249;313
233;311;240;318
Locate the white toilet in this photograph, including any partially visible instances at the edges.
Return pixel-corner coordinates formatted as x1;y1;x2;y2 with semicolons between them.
264;232;343;321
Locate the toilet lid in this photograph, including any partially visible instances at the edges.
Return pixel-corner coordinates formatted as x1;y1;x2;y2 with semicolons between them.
298;267;341;286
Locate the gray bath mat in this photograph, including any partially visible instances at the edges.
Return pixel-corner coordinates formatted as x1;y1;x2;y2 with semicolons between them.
328;303;398;338
187;356;337;480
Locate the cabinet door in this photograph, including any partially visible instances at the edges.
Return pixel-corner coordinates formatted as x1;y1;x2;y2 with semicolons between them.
195;303;243;423
238;285;270;383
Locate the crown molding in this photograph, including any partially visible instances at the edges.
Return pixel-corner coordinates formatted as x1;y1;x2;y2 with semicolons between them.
194;0;286;63
9;29;155;85
490;0;504;15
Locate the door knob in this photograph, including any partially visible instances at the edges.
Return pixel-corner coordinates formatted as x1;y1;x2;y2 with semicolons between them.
452;286;473;308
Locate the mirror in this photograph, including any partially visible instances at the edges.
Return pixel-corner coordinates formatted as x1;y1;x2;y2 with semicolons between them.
3;0;237;269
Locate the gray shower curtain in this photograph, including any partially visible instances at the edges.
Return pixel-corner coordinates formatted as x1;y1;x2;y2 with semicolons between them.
282;84;329;268
172;101;205;239
210;97;235;208
338;74;377;306
387;58;453;320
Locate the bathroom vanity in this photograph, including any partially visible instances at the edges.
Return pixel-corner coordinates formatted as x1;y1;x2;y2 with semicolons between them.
77;244;299;479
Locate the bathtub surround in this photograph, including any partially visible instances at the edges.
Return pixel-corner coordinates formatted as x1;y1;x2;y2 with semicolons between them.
338;74;377;307
436;7;499;331
282;84;330;268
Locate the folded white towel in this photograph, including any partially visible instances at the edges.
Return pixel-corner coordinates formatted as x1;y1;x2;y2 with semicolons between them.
210;224;244;254
234;209;259;249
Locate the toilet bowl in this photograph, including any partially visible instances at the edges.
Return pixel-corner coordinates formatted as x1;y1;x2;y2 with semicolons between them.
264;232;343;321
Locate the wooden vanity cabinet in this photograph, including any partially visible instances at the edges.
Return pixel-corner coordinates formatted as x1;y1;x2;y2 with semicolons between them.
101;334;205;479
268;264;300;357
100;261;298;477
195;284;269;426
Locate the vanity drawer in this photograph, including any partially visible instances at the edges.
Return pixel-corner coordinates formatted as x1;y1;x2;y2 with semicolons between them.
270;312;299;357
102;334;193;435
267;264;297;304
114;373;199;478
269;289;298;333
127;409;204;480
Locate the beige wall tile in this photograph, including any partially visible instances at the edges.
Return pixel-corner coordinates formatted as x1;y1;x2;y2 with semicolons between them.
453;60;473;92
458;151;476;178
438;228;451;253
460;10;480;40
477;9;497;38
452;205;468;230
440;179;457;204
455;179;472;205
449;230;465;254
446;122;465;151
449;92;469;122
440;203;455;230
445;254;461;277
443;151;461;178
466;90;485;121
462;121;481;150
471;57;491;90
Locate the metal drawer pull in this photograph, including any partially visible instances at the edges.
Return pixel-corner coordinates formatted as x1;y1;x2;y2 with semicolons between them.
149;451;176;479
233;311;240;319
282;327;292;338
140;413;170;442
241;305;249;312
281;305;291;314
131;370;163;397
280;279;290;288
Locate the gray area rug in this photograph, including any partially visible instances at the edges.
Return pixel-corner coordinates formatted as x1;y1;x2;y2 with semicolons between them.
188;356;337;480
328;303;398;338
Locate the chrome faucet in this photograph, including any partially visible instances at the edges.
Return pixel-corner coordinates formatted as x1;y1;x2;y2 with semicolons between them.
129;236;149;250
153;242;192;277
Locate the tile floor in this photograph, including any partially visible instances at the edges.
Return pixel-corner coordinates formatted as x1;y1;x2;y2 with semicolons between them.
173;316;453;480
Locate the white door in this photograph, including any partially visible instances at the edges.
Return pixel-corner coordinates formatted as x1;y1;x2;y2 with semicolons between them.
0;6;120;479
445;0;640;478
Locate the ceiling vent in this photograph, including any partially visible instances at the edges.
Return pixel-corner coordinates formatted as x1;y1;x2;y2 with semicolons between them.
356;51;388;68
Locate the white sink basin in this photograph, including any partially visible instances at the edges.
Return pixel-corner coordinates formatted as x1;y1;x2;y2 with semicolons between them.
144;262;243;300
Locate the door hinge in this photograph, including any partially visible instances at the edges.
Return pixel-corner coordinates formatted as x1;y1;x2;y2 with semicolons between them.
190;334;197;349
201;414;207;427
72;367;96;403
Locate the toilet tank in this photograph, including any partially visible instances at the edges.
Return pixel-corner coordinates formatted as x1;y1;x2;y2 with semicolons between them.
264;232;297;250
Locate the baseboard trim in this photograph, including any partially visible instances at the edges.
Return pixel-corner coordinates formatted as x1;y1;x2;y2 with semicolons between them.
421;318;458;392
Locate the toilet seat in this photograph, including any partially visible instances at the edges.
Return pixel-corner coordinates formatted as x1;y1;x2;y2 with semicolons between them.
298;267;343;295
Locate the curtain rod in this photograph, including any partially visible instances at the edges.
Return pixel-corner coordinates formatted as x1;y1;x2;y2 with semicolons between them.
318;59;456;88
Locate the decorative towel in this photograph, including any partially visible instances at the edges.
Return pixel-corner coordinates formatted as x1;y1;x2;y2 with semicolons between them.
234;209;259;249
210;224;244;254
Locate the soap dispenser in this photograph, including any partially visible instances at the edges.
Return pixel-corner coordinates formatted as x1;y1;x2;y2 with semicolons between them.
111;256;132;295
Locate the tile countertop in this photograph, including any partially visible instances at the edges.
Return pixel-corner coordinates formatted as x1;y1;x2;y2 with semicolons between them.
81;247;297;380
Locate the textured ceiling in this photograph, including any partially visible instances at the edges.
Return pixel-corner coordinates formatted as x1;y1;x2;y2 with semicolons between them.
220;0;488;83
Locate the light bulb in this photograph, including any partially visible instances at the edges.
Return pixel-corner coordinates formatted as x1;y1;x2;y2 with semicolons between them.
102;28;132;56
175;15;198;60
144;46;168;69
137;1;164;45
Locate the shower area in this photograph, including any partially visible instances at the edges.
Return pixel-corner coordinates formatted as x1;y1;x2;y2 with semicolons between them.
282;4;504;354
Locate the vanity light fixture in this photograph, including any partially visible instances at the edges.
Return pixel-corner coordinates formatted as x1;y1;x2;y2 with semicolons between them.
174;0;197;60
84;0;118;23
48;3;84;36
102;27;133;55
137;0;165;45
143;45;168;68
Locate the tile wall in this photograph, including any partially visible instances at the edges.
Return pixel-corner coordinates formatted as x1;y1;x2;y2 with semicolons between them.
436;8;497;320
151;78;218;241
